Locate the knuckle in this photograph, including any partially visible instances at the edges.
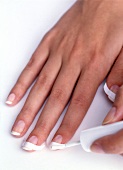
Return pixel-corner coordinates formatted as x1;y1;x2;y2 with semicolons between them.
42;28;57;43
88;54;101;70
72;95;84;107
85;50;108;83
39;123;48;133
15;80;27;91
26;57;35;69
36;121;49;137
58;124;74;138
50;88;66;105
37;73;50;90
21;106;34;118
67;49;82;64
38;73;48;84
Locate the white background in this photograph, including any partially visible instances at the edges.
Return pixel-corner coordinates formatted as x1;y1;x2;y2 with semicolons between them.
1;0;123;170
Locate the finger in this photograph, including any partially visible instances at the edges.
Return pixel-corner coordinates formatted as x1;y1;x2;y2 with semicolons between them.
11;55;62;137
106;48;123;96
6;34;51;106
91;129;123;154
52;67;100;144
22;63;81;148
103;85;123;124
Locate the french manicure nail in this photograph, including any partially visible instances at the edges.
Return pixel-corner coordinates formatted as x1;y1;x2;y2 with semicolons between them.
6;93;16;105
27;136;38;145
11;131;21;136
22;136;40;151
53;135;63;144
110;85;119;94
91;143;105;154
11;120;25;136
103;107;116;125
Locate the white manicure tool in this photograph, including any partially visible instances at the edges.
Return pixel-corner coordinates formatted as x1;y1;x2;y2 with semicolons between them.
50;83;123;152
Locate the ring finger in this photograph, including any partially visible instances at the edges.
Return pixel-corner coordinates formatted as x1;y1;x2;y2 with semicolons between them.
11;55;62;137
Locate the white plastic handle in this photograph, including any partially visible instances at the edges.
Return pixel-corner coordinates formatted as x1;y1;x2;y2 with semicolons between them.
80;121;123;152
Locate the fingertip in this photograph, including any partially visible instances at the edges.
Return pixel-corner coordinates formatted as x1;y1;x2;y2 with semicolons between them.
11;120;26;137
5;93;16;106
22;135;46;152
11;131;21;136
52;129;72;144
52;135;63;143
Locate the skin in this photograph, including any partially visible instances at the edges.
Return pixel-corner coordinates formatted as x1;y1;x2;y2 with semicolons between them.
7;0;123;154
91;45;123;154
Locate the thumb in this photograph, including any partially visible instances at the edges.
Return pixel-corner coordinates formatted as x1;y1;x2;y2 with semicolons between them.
91;129;123;154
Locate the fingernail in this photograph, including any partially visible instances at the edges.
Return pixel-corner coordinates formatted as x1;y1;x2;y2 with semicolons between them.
22;137;46;151
27;136;38;144
11;120;25;136
91;143;105;154
110;85;119;94
6;93;16;105
22;136;39;151
103;107;116;125
53;135;63;144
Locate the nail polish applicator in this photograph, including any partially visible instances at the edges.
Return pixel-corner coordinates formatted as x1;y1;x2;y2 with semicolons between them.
50;83;123;152
50;121;123;152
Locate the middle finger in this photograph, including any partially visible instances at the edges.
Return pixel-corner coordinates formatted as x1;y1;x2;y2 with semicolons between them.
23;62;81;147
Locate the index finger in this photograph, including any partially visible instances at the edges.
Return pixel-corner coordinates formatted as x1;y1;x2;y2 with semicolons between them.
6;40;49;106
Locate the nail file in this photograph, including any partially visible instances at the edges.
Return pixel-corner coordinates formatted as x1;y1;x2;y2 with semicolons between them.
104;83;116;102
22;141;45;151
80;121;123;152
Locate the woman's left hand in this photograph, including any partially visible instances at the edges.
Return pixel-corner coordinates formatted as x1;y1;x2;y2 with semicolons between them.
91;82;123;154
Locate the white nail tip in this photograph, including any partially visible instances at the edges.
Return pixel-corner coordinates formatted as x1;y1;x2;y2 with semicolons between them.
22;141;45;151
104;83;116;102
50;142;80;151
50;142;65;150
6;101;12;105
11;131;21;136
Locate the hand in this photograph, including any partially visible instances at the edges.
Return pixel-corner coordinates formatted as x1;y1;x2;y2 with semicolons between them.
91;67;123;154
6;0;123;151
